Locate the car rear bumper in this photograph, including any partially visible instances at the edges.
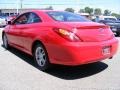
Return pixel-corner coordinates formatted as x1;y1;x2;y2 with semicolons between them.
47;38;119;66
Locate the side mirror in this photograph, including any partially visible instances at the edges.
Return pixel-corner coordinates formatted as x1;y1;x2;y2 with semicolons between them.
7;21;12;25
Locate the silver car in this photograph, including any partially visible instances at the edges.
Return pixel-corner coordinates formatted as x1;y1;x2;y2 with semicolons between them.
0;16;7;27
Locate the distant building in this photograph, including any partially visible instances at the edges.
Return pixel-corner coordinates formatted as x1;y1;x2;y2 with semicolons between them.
0;8;41;16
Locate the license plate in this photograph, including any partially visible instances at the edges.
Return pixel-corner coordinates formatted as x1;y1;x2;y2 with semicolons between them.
102;46;110;55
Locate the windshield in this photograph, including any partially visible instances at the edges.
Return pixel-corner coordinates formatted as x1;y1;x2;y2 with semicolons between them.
47;11;91;22
104;18;116;21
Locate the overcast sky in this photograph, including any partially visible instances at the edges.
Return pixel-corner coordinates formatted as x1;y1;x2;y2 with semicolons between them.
0;0;119;13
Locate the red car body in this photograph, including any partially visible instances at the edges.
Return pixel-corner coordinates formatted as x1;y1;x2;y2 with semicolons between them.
3;10;119;66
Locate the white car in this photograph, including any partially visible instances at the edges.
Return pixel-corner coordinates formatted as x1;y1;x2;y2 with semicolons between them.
0;16;7;27
99;16;117;21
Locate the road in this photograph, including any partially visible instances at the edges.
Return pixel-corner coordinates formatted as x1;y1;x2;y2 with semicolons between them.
0;28;120;90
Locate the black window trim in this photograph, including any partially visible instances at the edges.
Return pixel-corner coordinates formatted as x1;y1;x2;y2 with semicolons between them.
12;12;30;25
12;12;42;25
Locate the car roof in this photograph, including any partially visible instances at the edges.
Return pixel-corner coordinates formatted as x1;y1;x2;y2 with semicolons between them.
31;10;64;13
99;15;117;20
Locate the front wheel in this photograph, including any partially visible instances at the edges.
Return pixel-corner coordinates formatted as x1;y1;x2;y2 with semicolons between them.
3;34;10;49
116;32;120;37
33;43;51;71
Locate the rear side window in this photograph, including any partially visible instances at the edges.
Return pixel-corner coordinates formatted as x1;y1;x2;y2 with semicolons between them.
27;13;42;23
47;11;91;22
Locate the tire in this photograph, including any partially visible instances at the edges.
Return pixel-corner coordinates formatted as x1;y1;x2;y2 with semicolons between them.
2;34;10;49
116;32;120;37
33;43;51;71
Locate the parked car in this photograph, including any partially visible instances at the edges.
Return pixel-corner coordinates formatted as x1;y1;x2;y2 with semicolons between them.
6;15;18;22
0;16;7;27
117;18;120;21
99;16;117;21
99;20;120;36
2;10;119;71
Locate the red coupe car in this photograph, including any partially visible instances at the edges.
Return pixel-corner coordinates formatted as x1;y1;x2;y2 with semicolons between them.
2;10;119;70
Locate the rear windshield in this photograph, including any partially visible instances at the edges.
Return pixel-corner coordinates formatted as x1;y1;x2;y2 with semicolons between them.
47;11;91;22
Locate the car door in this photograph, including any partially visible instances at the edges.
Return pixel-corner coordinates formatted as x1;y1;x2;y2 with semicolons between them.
7;13;30;49
21;12;42;53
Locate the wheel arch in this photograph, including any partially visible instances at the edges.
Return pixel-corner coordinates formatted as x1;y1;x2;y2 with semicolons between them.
31;40;47;55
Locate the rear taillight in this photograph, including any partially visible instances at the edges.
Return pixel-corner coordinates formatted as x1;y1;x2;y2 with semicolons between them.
53;28;81;42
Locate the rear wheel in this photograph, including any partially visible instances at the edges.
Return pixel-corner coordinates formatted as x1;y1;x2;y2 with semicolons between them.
33;43;50;71
3;34;10;49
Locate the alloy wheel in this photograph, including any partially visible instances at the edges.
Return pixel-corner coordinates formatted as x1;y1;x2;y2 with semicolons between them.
35;46;47;67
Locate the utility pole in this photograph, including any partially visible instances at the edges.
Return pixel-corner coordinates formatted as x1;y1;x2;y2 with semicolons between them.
16;0;23;15
20;0;23;9
16;0;19;14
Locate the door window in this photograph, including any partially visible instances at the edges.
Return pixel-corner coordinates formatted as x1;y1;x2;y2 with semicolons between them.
13;13;29;25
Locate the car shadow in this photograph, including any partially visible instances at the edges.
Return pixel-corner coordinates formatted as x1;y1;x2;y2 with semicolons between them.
47;62;108;80
1;45;108;80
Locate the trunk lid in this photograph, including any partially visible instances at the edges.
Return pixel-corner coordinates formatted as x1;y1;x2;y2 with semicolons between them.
61;22;113;42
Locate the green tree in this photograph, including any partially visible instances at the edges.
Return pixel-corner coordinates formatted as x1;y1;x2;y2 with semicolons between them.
79;9;85;13
104;10;111;16
84;7;93;15
65;8;75;13
45;6;53;10
94;8;102;15
111;13;120;18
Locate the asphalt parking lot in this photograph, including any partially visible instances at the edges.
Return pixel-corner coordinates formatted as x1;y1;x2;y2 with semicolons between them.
0;28;120;90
